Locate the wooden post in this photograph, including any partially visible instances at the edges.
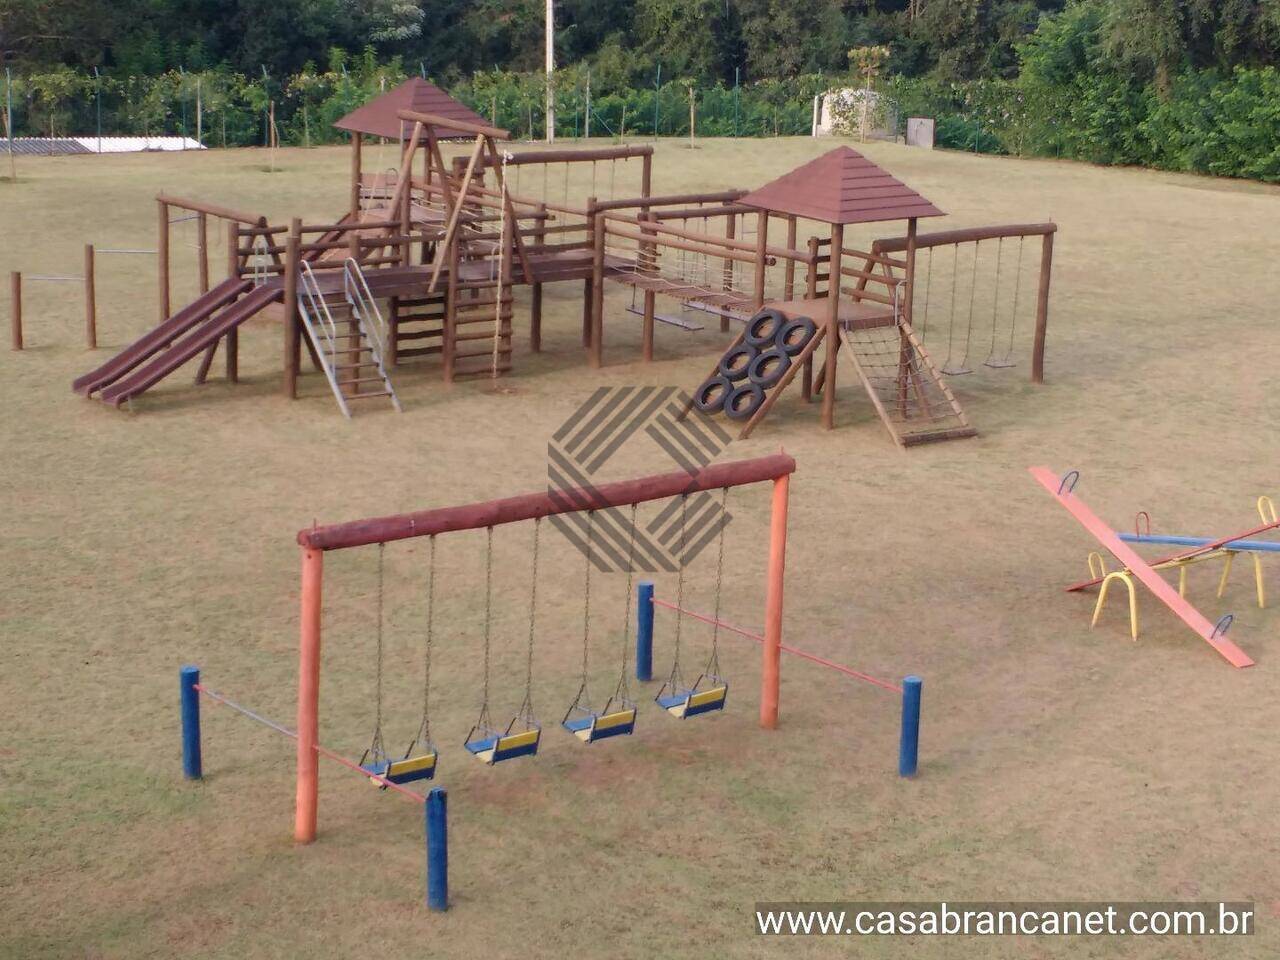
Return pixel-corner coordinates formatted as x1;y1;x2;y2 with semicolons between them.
802;236;818;402
590;213;606;367
9;272;21;351
531;201;546;352
83;245;97;349
822;223;844;430
1032;230;1054;384
444;231;458;383
903;218;917;325
196;212;209;294
295;546;323;844
157;199;170;322
350;132;363;220
283;218;301;398
582;197;597;348
752;211;769;309
722;210;737;333
640;153;652;198
400;162;412;267
226;220;239;279
784;215;797;300
760;473;789;730
641;212;655;360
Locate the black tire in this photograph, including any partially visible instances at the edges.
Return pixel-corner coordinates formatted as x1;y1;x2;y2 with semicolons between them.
717;344;756;382
693;376;732;414
748;348;791;390
724;383;765;421
776;316;817;356
744;308;786;349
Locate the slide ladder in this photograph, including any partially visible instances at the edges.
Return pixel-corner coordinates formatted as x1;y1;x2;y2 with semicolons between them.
839;313;975;448
297;259;402;417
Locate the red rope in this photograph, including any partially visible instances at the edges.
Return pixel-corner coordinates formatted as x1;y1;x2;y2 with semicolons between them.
193;682;426;805
651;598;903;694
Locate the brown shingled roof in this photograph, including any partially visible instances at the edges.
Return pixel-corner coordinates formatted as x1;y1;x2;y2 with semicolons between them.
333;77;489;140
740;146;944;225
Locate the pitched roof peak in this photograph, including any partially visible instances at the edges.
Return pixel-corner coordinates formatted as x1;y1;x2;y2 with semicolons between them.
740;146;944;225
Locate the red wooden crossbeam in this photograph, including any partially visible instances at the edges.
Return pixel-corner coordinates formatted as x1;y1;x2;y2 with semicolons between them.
298;453;796;551
1030;467;1255;668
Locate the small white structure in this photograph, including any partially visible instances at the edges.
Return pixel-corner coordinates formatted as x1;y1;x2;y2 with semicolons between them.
906;118;935;149
811;89;898;141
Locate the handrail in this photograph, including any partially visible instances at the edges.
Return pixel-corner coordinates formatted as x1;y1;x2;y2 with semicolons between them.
873;222;1056;254
604;213;811;264
157;192;264;226
592;190;747;213
296;261;352;419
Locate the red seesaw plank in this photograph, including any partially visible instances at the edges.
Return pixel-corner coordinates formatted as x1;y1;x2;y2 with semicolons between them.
1030;466;1255;669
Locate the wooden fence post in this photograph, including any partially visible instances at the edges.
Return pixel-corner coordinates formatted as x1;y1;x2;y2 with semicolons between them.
9;272;21;350
283;218;301;398
1032;230;1054;384
197;212;210;294
84;245;97;349
157;199;170;322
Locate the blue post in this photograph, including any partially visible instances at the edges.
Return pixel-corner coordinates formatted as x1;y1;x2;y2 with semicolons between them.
426;787;448;911
180;665;202;780
636;581;654;682
898;676;922;778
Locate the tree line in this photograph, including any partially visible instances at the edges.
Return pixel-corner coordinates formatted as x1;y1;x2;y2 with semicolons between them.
2;1;1279;180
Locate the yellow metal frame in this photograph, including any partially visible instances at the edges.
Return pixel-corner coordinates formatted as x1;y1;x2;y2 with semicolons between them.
1084;494;1275;642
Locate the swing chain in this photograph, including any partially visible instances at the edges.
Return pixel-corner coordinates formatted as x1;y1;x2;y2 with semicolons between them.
516;517;541;724
611;503;639;706
475;525;494;732
705;487;729;680
364;542;388;765
411;534;436;751
571;510;596;711
665;494;689;694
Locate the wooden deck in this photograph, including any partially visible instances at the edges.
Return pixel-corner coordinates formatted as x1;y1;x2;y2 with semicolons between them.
765;297;895;329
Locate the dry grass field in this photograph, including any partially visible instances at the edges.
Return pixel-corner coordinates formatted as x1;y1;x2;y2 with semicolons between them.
1;136;1278;959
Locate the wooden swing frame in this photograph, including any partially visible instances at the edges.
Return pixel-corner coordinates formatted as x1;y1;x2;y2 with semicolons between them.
292;453;796;843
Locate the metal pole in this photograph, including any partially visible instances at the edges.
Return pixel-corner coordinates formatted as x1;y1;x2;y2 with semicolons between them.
180;665;202;779
653;64;661;140
734;66;740;137
426;787;448;911
545;0;555;143
5;68;15;181
898;676;922;776
636;581;654;681
94;67;101;153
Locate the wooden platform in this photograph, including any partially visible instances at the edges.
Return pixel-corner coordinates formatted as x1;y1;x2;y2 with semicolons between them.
765;297;895;329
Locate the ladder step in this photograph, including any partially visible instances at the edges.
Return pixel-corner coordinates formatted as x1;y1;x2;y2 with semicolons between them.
453;347;513;360
455;329;510;343
338;376;390;387
395;328;443;341
397;346;443;359
346;391;393;400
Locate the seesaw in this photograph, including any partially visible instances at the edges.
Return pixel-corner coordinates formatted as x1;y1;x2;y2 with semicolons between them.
1030;467;1261;668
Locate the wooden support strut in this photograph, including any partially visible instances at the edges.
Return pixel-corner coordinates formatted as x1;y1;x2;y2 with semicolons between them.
822;223;844;430
283;219;301;399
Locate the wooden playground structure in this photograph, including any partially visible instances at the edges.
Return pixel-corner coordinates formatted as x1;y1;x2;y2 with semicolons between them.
62;78;1059;444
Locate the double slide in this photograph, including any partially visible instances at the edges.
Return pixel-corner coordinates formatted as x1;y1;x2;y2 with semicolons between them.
73;278;278;407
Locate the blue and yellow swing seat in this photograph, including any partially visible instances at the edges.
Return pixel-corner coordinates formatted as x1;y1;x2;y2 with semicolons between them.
362;746;439;786
465;722;541;765
657;676;728;719
561;699;637;743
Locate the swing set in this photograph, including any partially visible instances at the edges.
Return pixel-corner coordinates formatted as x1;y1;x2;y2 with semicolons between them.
292;453;796;843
